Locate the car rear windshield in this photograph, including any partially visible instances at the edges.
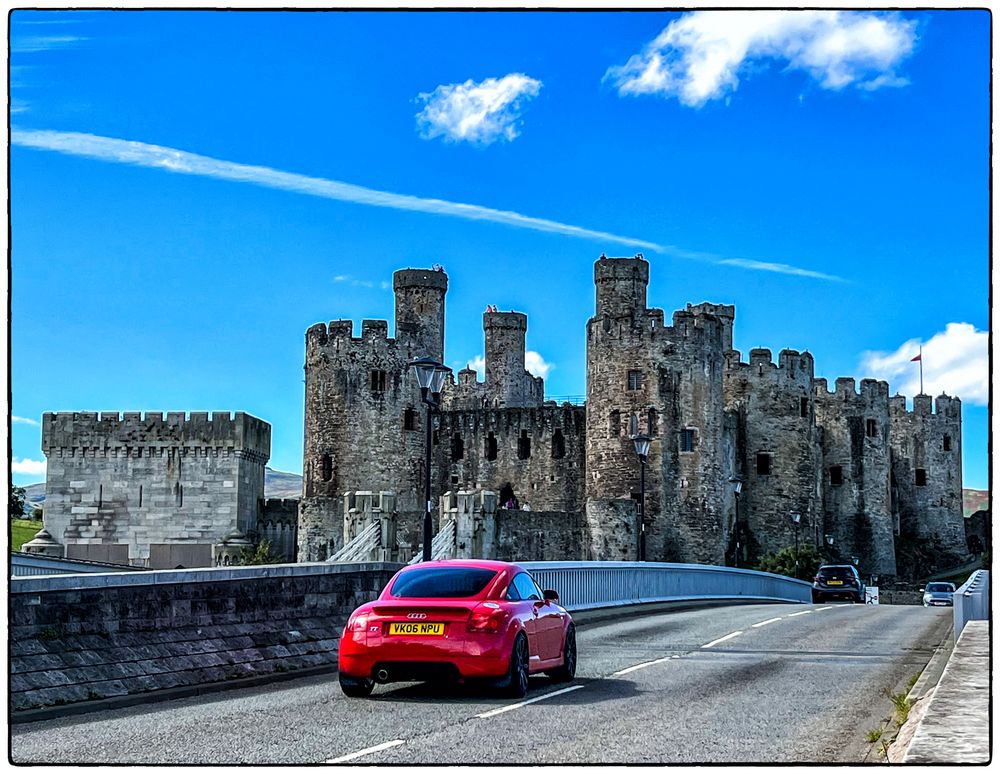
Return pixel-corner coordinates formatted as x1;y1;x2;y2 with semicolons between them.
390;567;498;599
926;583;954;592
817;567;853;578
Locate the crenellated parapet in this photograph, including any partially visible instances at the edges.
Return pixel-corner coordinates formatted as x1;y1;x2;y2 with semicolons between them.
42;411;271;461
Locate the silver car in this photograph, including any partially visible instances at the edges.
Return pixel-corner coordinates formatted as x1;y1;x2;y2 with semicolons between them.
922;582;956;607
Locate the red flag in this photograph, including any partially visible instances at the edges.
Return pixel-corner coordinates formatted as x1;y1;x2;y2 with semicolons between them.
910;354;922;362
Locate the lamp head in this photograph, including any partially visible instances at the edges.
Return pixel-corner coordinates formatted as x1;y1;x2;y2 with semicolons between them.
791;512;801;524
631;433;652;459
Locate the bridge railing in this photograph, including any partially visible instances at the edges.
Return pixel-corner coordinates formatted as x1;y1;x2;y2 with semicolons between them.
953;569;989;641
520;561;812;612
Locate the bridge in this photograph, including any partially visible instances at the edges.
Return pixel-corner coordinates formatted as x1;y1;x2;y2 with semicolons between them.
9;561;986;764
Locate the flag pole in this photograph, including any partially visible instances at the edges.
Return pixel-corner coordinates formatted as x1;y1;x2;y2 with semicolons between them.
919;345;923;395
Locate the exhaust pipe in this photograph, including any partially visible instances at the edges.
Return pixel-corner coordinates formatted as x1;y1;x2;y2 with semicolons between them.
376;668;390;683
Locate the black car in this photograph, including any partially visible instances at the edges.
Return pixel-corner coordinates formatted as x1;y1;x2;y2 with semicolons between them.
812;564;866;603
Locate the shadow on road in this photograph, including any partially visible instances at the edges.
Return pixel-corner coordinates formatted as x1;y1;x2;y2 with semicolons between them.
373;675;643;706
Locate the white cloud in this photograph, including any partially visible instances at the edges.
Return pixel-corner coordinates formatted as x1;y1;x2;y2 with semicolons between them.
467;355;486;380
12;416;39;426
416;73;542;146
12;128;659;252
859;323;988;405
525;351;553;380
605;11;917;107
11;129;843;282
12;457;46;476
11;34;87;53
463;352;552;380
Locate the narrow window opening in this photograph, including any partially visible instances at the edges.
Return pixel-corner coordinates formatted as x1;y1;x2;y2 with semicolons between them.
451;433;464;462
450;474;459;485
647;408;658;435
551;429;566;459
321;454;333;482
830;466;843;486
756;452;773;476
433;430;440;445
629;413;639;436
517;430;531;460
176;483;183;508
915;468;927;487
485;432;498;461
866;418;878;438
370;369;386;394
609;410;620;438
627;370;643;391
138;485;143;507
98;484;103;508
403;408;416;431
800;397;809;418
681;428;696;452
943;435;952;452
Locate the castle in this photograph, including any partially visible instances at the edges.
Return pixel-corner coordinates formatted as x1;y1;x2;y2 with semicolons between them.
298;255;968;579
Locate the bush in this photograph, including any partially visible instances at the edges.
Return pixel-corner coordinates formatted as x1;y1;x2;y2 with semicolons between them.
237;539;284;566
754;544;822;581
9;485;26;520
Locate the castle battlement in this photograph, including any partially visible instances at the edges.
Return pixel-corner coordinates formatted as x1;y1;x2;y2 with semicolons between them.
888;393;962;419
305;319;399;349
42;411;271;457
439;404;586;434
725;348;815;383
813;377;890;402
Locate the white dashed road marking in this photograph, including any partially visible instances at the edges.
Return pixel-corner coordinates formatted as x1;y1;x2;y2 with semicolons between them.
326;739;405;763
613;656;674;676
751;617;783;628
474;685;584;719
786;610;812;617
815;606;834;611
701;631;743;648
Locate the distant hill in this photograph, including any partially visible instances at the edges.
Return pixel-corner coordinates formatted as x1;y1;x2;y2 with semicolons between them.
963;488;989;519
18;467;303;512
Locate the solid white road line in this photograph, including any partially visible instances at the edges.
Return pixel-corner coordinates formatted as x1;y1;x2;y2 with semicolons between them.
326;739;405;764
474;685;584;719
701;631;743;648
613;656;674;676
786;610;812;617
751;617;783;628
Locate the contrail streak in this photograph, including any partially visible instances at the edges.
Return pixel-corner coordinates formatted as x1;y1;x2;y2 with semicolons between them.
12;128;843;281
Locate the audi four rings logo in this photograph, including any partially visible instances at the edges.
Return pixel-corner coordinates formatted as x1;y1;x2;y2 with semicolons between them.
407;613;427;619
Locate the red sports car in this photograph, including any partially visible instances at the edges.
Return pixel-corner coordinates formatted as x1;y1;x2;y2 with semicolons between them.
338;559;576;698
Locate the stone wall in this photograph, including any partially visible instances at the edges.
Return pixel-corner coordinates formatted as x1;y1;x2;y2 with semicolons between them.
40;411;271;569
889;394;967;565
724;348;822;562
260;499;299;562
9;563;400;713
814;378;896;577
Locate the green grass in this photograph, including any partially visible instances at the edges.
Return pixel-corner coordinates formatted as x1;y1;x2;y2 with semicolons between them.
866;728;883;743
10;518;43;551
886;689;913;725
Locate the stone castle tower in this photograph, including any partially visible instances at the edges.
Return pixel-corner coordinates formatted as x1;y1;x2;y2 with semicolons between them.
299;254;970;578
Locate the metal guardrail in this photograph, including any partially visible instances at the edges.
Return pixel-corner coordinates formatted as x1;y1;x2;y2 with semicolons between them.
520;561;812;611
953;569;989;640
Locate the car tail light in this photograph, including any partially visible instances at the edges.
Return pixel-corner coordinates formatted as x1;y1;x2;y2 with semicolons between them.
467;603;508;634
345;613;368;635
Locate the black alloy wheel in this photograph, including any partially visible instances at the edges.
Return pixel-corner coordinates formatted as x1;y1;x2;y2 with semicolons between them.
503;633;530;698
547;624;577;683
339;673;375;698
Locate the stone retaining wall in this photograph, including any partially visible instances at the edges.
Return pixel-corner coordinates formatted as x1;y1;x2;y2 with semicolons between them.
10;562;401;713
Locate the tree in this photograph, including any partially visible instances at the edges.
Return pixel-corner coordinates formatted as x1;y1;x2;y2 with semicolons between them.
237;539;284;566
755;544;822;581
9;485;26;520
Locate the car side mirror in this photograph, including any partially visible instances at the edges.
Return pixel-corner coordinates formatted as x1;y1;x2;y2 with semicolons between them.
543;589;559;603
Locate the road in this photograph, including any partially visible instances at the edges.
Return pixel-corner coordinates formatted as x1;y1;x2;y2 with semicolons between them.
11;602;951;764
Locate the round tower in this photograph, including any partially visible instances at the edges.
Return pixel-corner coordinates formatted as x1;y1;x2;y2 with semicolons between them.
594;256;648;318
394;268;447;361
484;311;528;407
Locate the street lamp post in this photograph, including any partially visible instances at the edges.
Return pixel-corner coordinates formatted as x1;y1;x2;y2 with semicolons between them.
791;512;801;579
730;478;743;568
631;433;651;562
408;357;452;562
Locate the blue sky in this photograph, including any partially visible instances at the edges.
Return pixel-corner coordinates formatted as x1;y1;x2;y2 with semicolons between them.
9;9;990;490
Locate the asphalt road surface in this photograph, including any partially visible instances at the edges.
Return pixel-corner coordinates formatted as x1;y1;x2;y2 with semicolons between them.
11;602;951;764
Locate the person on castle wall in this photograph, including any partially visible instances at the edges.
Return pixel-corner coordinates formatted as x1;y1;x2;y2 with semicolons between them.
521;502;531;512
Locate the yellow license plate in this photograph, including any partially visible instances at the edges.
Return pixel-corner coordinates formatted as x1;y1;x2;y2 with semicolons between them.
389;622;445;636
827;580;843;585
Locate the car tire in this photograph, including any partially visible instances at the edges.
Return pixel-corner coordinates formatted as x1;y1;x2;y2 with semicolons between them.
500;633;530;699
812;592;823;604
339;673;375;698
547;624;577;683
